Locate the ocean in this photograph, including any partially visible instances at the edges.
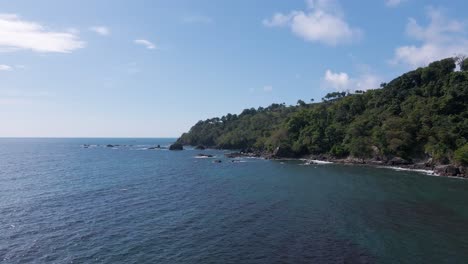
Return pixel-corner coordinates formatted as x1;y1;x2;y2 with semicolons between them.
1;138;468;263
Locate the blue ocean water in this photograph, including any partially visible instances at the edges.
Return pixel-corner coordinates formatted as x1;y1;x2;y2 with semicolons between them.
1;138;468;263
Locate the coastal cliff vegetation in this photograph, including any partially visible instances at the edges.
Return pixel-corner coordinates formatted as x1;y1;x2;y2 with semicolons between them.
177;57;468;167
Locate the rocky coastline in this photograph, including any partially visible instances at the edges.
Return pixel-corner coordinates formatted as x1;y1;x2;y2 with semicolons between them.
223;147;468;178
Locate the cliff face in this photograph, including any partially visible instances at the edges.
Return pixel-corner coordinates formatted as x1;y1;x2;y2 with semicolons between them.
178;58;468;174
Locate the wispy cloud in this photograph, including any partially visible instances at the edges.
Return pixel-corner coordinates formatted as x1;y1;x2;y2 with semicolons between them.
0;13;85;53
391;7;468;67
134;39;156;50
385;0;407;7
0;64;12;71
182;15;213;24
263;0;362;46
90;26;110;36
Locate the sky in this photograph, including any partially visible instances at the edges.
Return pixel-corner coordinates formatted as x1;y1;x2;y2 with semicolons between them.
1;0;467;137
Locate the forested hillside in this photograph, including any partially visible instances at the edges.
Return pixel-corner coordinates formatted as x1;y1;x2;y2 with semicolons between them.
177;58;468;166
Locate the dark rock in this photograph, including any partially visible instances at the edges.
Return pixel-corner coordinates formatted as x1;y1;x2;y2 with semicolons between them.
225;152;248;158
106;144;114;148
195;145;206;150
169;143;184;151
273;146;295;158
213;160;222;163
148;145;161;150
241;148;253;154
434;165;460;176
425;158;434;167
388;157;412;166
459;166;467;177
411;163;432;170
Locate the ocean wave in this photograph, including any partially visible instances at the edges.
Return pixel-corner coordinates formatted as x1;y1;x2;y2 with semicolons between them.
300;160;334;165
378;166;435;175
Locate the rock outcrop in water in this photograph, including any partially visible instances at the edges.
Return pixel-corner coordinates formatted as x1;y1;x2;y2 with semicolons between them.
434;165;461;177
169;143;184;151
148;145;161;150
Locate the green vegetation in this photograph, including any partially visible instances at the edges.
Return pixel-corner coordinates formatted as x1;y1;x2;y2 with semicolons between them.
454;144;468;165
178;58;468;164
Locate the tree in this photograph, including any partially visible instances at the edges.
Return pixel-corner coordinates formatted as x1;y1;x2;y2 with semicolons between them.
323;92;346;101
462;58;468;72
454;144;468;165
455;55;467;71
297;99;307;107
177;57;467;167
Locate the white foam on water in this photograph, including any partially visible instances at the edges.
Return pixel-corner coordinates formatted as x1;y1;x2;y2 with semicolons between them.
231;160;247;163
300;160;333;165
194;156;216;159
378;166;435;175
310;160;333;164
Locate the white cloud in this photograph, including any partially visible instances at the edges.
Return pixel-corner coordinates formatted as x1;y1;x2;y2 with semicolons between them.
392;7;468;67
90;26;110;36
182;15;213;24
263;0;361;46
0;64;12;71
385;0;406;7
0;13;85;53
263;85;273;92
355;74;381;91
134;39;156;50
323;70;381;91
324;70;350;90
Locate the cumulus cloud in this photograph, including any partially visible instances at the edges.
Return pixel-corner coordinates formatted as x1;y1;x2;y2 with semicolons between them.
263;0;361;46
0;64;12;71
0;13;85;53
385;0;406;7
323;69;381;91
324;70;350;90
392;7;468;67
90;26;110;36
134;39;156;49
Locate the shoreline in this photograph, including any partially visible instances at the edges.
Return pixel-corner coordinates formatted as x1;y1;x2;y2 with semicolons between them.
221;149;468;179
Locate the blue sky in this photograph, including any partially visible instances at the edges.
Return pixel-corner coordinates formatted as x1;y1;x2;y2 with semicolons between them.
1;0;467;137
